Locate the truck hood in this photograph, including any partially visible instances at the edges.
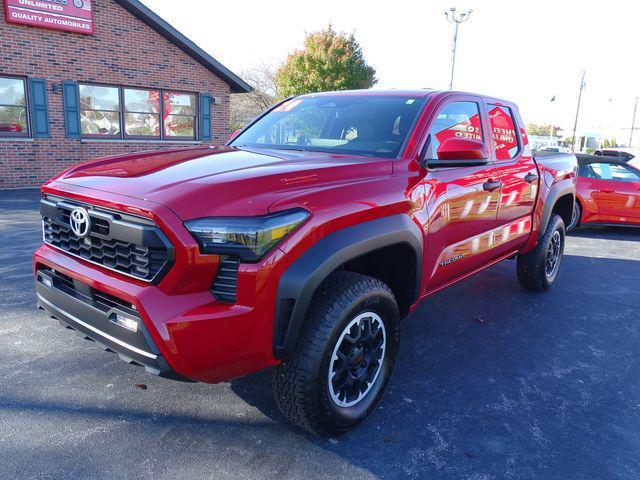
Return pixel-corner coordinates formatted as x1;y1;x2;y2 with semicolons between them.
53;146;393;219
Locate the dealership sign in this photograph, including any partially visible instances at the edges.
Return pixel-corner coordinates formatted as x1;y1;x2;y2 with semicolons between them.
4;0;94;35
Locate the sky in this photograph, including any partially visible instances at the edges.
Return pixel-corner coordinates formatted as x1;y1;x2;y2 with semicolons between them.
142;0;639;143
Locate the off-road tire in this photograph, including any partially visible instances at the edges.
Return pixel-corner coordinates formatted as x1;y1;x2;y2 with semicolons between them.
272;271;400;436
517;214;566;291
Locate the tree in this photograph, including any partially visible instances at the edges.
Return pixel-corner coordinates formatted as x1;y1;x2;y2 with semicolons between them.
527;123;561;137
230;63;278;131
275;25;377;98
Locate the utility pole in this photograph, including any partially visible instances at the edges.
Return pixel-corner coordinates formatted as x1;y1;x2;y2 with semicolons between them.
548;95;556;146
571;71;586;152
444;8;473;90
629;97;638;147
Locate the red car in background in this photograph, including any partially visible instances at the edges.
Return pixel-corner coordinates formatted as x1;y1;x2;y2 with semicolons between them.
569;154;640;229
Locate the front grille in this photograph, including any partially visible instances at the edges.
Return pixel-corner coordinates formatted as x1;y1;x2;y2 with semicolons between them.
211;256;240;303
55;270;76;291
38;265;137;315
41;196;173;283
93;289;136;315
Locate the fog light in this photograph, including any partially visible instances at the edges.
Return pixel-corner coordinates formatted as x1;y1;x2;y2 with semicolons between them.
110;313;138;332
41;277;52;288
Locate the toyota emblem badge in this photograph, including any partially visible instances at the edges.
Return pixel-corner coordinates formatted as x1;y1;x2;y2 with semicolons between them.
69;207;91;238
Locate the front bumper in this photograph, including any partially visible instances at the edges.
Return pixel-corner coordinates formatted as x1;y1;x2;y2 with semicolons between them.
34;243;287;383
36;266;181;378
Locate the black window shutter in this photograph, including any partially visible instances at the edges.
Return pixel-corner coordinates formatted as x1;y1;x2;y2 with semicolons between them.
62;81;81;139
28;78;50;138
199;93;212;141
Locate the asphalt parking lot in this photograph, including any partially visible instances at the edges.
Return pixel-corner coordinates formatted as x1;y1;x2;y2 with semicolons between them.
1;188;639;480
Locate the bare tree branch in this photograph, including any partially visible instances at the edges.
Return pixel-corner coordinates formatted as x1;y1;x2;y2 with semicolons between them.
230;63;278;130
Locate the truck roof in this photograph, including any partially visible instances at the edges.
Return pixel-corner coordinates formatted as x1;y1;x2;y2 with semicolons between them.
295;89;516;106
296;89;435;98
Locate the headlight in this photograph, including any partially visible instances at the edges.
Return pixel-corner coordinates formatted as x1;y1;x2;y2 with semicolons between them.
185;209;309;261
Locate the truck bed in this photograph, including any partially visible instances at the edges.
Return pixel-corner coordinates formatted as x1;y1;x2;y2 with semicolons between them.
533;151;578;180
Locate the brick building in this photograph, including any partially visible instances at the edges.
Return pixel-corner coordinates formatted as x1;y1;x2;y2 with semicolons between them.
0;0;250;188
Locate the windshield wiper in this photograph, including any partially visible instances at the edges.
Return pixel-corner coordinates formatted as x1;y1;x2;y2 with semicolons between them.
261;145;310;153
276;147;309;152
235;144;308;152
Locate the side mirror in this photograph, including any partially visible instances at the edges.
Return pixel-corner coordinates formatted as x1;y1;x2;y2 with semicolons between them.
436;138;487;160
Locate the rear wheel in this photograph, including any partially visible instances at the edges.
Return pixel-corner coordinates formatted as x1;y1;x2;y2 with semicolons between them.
272;271;400;436
567;200;581;231
517;214;566;291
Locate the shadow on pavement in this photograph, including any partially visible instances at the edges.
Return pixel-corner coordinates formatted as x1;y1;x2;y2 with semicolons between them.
230;253;640;479
569;225;640;242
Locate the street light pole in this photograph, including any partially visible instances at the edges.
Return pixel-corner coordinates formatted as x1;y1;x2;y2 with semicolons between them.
444;8;473;90
629;96;638;147
570;71;586;152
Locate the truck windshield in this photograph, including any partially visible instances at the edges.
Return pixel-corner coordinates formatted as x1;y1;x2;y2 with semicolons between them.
230;95;426;158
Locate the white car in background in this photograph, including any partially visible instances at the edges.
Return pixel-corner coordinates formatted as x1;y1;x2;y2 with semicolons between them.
539;146;570;153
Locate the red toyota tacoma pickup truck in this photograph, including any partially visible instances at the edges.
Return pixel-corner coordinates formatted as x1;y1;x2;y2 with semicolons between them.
34;90;577;435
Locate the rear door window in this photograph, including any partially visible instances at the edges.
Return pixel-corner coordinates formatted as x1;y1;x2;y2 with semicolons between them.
487;104;519;160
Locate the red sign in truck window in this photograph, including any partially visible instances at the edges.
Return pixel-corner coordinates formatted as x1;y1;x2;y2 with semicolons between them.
432;102;519;161
434;112;483;144
432;101;484;154
4;0;94;35
488;105;519;160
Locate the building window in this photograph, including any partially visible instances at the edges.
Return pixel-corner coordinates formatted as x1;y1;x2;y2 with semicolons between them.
79;83;198;141
124;88;160;138
79;84;121;137
0;76;29;137
164;91;197;139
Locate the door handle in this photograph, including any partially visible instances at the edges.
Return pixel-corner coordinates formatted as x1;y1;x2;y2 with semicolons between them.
483;179;502;192
524;172;539;184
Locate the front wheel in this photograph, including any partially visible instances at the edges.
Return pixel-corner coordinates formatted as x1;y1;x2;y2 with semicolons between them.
272;271;400;436
517;214;566;291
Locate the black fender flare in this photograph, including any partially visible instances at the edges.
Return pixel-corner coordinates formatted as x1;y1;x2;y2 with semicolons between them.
273;214;423;358
538;180;575;239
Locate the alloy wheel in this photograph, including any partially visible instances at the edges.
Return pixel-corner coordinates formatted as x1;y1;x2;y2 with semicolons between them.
545;230;562;278
328;312;386;408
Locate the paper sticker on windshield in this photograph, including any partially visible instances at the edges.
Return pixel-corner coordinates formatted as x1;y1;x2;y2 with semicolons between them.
274;99;303;112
